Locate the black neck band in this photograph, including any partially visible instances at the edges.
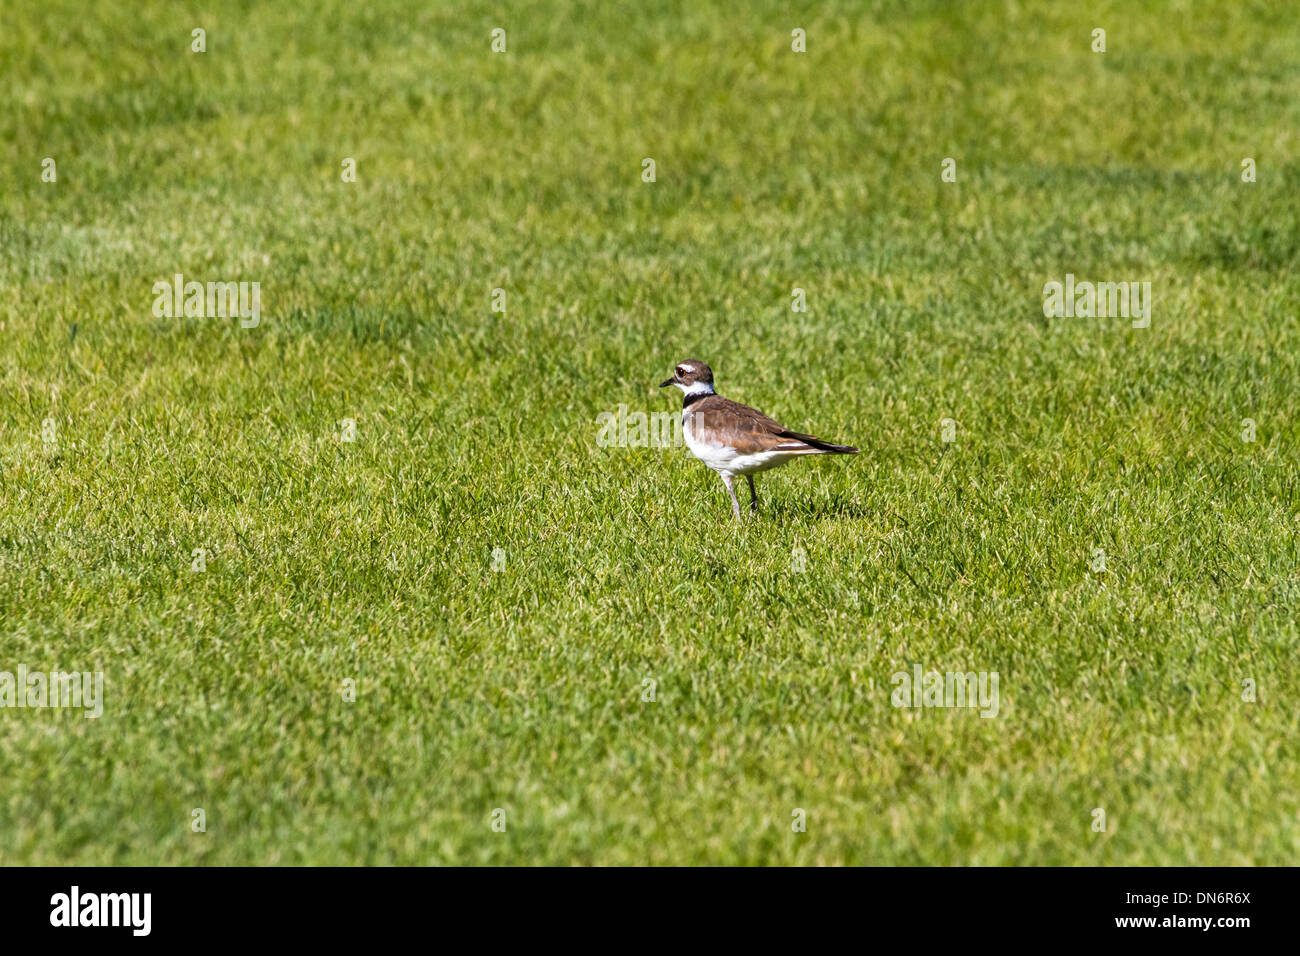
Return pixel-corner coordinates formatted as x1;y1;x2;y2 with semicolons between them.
683;392;709;409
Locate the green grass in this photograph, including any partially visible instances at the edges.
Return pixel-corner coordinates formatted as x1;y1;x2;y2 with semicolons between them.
2;0;1298;865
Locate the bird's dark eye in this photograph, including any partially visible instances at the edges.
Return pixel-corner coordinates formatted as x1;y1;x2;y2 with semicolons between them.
675;367;686;376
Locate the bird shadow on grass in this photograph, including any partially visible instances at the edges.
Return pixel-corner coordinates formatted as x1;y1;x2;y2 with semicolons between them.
760;493;886;523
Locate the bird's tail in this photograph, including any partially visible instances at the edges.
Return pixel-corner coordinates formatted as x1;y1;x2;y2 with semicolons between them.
777;430;859;454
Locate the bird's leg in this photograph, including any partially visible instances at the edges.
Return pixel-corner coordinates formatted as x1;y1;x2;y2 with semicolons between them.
721;474;741;520
747;475;758;515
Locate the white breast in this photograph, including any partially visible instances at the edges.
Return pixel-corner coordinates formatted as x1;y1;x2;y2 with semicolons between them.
682;412;737;471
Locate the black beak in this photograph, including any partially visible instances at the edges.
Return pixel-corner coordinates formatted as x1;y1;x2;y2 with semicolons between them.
659;378;675;388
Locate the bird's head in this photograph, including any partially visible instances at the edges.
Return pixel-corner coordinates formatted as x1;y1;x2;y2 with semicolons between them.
660;360;715;395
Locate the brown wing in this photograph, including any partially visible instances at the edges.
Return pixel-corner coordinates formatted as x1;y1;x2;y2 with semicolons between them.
689;396;858;455
687;396;788;453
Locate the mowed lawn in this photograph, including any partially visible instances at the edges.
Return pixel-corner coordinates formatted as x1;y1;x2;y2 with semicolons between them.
2;0;1298;865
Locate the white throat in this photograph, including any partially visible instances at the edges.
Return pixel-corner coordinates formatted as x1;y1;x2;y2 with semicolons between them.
676;381;715;396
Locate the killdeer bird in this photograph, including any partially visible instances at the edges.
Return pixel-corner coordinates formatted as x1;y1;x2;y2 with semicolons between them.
660;360;858;518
